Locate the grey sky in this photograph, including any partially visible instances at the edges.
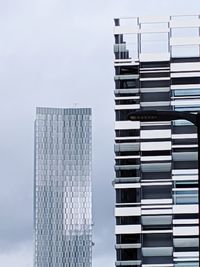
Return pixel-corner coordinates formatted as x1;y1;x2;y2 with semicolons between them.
0;0;200;266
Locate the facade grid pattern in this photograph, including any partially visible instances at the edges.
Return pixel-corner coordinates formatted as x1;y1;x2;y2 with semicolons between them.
114;15;200;267
34;107;92;267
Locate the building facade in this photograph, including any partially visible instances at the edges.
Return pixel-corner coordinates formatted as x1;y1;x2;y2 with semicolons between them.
113;15;200;267
34;107;92;267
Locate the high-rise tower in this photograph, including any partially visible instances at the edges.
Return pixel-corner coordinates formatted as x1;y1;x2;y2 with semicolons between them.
34;107;92;267
113;15;200;266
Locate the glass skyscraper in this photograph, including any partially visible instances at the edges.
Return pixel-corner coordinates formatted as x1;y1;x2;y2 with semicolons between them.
34;107;92;267
113;15;199;266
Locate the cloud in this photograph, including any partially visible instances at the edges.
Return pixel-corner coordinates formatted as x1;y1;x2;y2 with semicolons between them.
0;242;33;267
93;253;114;267
0;0;200;266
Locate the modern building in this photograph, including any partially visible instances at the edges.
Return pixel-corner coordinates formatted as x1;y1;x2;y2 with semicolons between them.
113;15;200;267
34;107;92;267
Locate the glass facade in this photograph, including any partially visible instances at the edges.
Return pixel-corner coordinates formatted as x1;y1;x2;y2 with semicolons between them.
114;15;200;267
34;107;92;267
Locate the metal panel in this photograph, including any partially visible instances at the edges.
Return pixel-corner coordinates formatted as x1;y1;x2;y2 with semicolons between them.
115;207;141;216
115;121;140;130
139;52;170;62
142;247;173;256
115;225;142;234
170;36;200;45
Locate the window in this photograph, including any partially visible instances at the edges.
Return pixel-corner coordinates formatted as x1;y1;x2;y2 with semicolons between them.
117;248;141;261
143;233;172;247
116;188;140;203
142;185;171;199
116;234;141;244
116;216;141;225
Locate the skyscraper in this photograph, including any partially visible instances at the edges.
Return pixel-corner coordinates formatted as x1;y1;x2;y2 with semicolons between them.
113;15;199;266
34;107;92;267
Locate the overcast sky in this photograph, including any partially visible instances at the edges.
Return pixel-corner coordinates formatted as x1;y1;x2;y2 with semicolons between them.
0;0;200;266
